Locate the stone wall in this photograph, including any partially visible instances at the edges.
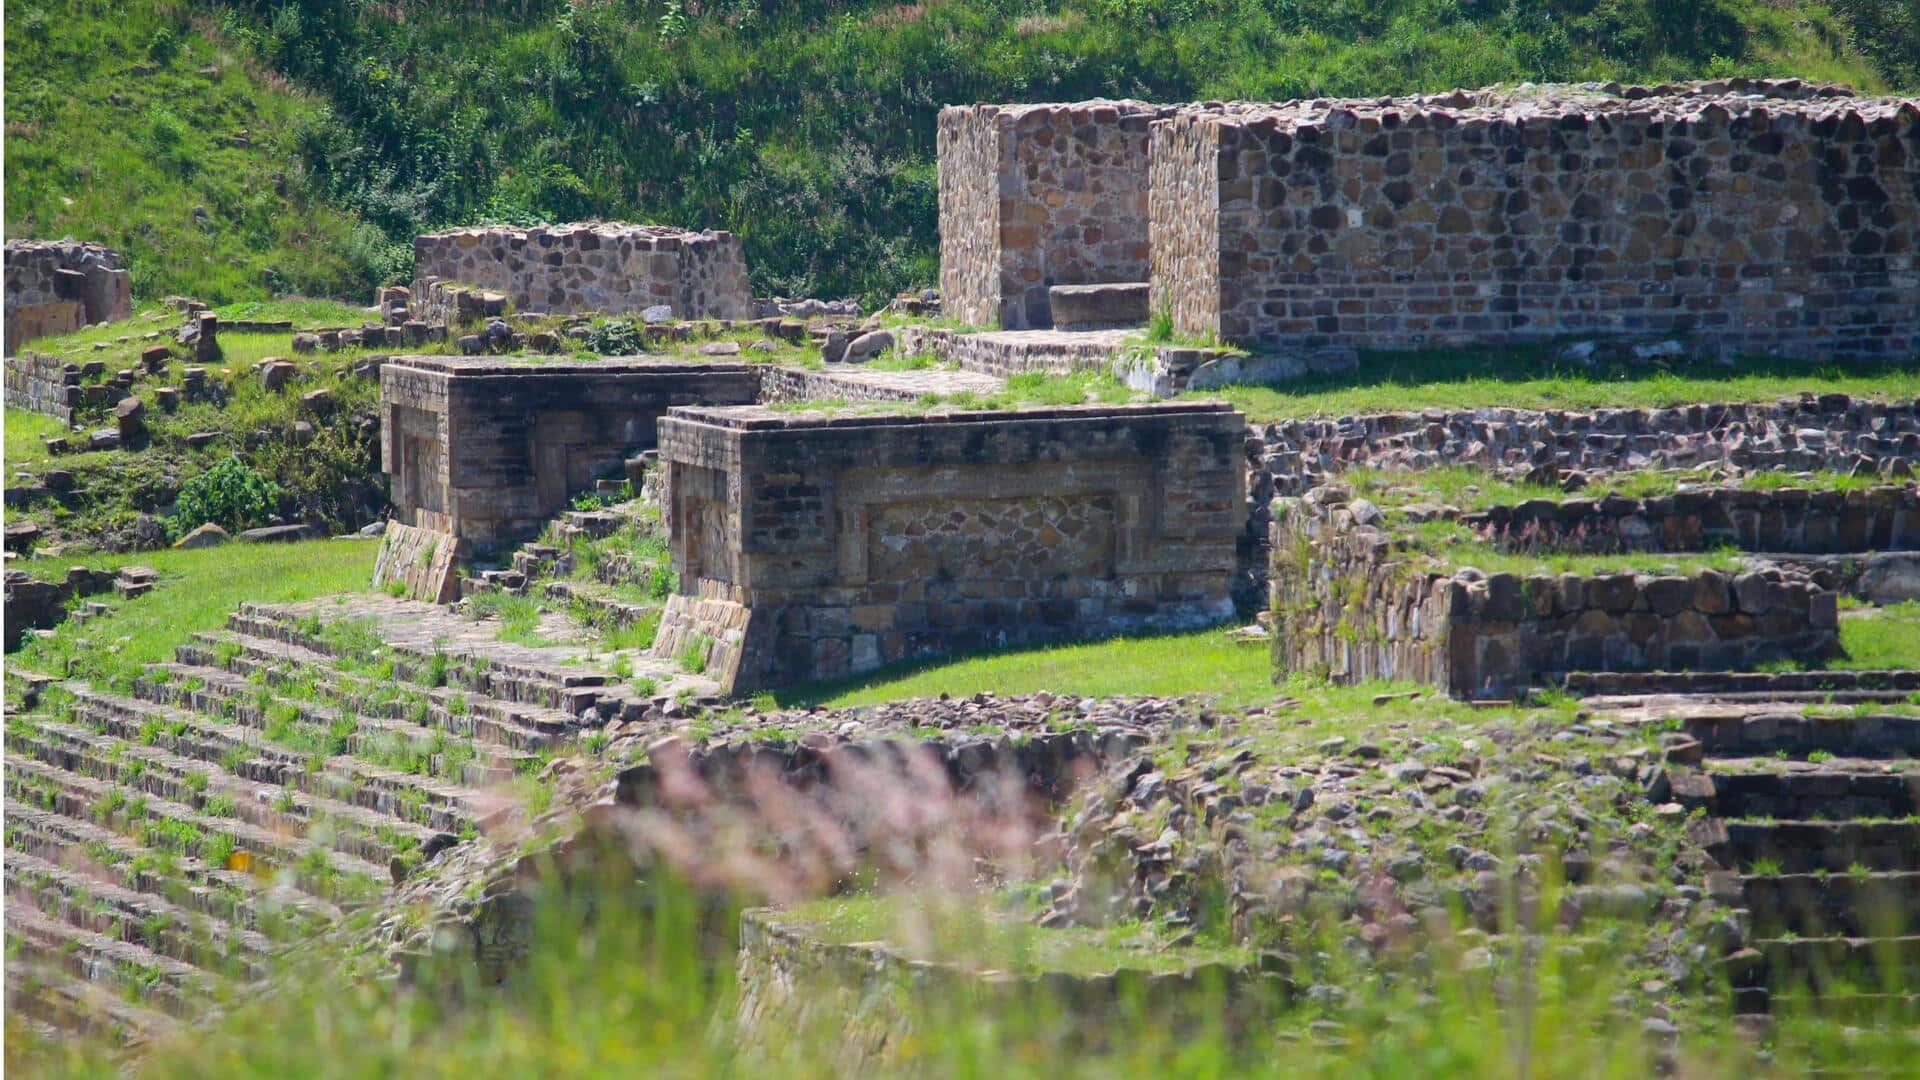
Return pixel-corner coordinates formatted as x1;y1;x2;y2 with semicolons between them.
371;521;464;603
378;356;759;556
5;241;132;354
651;402;1244;692
1270;498;1839;697
1460;484;1920;554
1150;81;1920;357
938;101;1174;330
411;223;751;320
3;351;81;422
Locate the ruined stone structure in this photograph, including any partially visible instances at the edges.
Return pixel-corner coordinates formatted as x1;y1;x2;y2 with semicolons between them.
379;356;758;556
938;101;1179;330
650;402;1244;692
412;223;752;321
940;82;1920;360
1267;483;1920;696
4;240;132;354
1150;82;1920;357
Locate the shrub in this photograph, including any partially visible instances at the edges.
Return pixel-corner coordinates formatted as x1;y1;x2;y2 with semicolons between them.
170;456;281;538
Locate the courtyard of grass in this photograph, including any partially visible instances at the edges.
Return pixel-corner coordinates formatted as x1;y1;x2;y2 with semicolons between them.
1190;348;1920;422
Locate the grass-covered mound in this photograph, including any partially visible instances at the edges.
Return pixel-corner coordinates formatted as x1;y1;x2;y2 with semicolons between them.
3;3;398;301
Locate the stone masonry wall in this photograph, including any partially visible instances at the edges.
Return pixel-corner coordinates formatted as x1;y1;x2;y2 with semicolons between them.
1151;81;1920;357
1271;498;1839;697
5;241;132;354
1461;484;1920;554
412;223;751;320
379;356;759;556
938;101;1173;330
652;402;1245;692
3;351;81;423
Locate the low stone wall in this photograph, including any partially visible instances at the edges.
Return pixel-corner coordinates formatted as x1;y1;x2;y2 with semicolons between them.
3;351;80;422
412;223;751;320
4;240;132;354
1270;498;1838;697
1248;396;1920;500
1461;484;1920;554
4;565;155;651
651;402;1244;692
379;356;760;556
893;324;1270;397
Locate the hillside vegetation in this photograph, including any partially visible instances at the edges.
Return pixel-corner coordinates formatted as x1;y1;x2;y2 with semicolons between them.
6;1;1915;307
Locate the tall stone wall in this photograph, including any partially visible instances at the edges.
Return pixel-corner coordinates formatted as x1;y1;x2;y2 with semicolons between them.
1150;81;1920;358
651;402;1244;692
938;101;1172;330
379;356;759;555
4;241;132;354
411;223;751;321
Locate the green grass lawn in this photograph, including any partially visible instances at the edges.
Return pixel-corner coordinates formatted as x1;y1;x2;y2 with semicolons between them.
7;537;379;688
774;628;1278;710
4;408;73;472
1831;601;1920;671
1191;350;1920;422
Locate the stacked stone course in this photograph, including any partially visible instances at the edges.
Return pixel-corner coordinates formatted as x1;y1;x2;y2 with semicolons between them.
412;223;751;321
5;240;132;354
1150;82;1920;357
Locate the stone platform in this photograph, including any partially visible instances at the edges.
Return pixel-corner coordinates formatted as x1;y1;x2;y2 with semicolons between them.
650;400;1245;692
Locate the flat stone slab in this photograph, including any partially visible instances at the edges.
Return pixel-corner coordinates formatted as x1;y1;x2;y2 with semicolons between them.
1049;282;1149;330
798;365;1005;399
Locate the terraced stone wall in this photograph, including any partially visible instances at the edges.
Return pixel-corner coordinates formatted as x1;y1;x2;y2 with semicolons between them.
1461;484;1920;554
1150;81;1920;357
652;402;1245;692
378;356;759;556
938;101;1175;330
1271;498;1839;697
411;223;751;320
4;240;131;354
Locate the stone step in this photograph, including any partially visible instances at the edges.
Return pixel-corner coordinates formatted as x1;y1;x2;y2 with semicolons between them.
5;803;340;931
149;657;528;785
1678;766;1919;818
19;715;441;870
5;900;208;1015
1741;871;1920;938
228;603;621;718
1753;934;1920;992
4;957;174;1040
65;683;487;835
1567;670;1920;697
4;755;389;900
1676;711;1920;758
182;627;575;749
4;848;273;980
1693;818;1920;873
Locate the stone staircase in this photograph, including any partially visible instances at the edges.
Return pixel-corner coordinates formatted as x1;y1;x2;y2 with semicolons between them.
1642;700;1920;1016
2;596;670;1042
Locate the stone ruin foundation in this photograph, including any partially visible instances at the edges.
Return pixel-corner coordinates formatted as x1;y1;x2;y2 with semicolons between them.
938;81;1920;361
411;222;752;321
379;356;759;558
1270;484;1920;696
4;240;132;354
649;402;1245;693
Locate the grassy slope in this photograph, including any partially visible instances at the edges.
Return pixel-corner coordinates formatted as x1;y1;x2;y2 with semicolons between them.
208;0;1893;306
3;2;395;302
8;538;379;687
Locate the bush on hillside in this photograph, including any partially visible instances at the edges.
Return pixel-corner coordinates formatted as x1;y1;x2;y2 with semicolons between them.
171;456;281;539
